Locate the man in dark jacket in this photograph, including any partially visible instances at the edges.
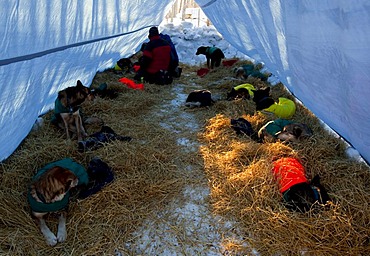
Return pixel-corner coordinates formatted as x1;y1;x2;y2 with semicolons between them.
134;27;173;85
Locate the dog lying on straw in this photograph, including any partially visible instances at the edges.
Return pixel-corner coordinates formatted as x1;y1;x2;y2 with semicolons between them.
272;157;331;212
252;87;296;119
227;83;256;100
185;89;215;107
258;119;313;142
28;158;89;246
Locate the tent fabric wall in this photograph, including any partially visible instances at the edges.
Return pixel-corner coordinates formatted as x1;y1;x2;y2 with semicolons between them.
0;0;173;161
1;0;370;164
197;0;370;163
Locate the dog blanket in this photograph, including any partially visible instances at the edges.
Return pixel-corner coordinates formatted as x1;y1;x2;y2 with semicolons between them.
239;64;269;81
50;98;71;125
197;68;209;77
78;126;132;152
234;83;255;98
272;157;308;194
118;77;144;90
258;119;294;138
28;158;89;213
78;158;115;199
262;97;296;119
230;118;255;136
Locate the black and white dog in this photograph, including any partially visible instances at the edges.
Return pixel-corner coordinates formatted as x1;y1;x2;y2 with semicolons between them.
185;89;215;107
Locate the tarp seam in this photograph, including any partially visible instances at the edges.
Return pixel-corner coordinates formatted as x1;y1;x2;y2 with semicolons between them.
0;25;158;67
199;0;217;8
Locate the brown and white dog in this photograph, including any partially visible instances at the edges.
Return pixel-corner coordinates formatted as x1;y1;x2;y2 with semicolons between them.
28;158;88;246
52;80;94;141
258;119;313;142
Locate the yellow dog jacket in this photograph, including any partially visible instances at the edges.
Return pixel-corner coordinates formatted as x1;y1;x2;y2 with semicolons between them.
264;97;296;119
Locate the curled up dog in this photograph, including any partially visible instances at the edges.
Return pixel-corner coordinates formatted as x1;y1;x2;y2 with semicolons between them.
272;157;331;212
258;119;313;142
185;89;215;107
51;80;94;141
227;83;256;101
252;87;296;119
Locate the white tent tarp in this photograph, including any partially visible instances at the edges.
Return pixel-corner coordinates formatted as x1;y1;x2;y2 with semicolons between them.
0;0;173;160
1;0;370;163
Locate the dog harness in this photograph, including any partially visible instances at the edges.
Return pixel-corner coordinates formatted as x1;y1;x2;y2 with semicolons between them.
272;157;308;194
234;83;256;97
28;158;89;213
263;97;296;119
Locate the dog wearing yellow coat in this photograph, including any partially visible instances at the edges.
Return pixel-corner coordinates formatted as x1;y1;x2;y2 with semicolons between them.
252;87;296;119
227;83;256;100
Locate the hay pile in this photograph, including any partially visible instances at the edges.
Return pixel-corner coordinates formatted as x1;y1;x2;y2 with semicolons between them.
195;61;370;255
0;60;369;255
0;68;197;255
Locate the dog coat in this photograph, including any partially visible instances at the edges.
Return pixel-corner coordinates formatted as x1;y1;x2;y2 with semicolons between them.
263;97;296;119
28;158;89;213
50;98;72;125
230;118;255;136
272;157;308;194
259;119;294;138
234;83;255;98
206;47;218;56
54;98;70;115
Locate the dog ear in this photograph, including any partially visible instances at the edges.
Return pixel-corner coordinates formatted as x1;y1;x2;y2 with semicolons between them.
76;80;83;87
310;174;331;205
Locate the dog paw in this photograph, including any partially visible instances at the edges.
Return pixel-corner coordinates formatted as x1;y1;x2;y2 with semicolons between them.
57;228;67;243
45;233;58;246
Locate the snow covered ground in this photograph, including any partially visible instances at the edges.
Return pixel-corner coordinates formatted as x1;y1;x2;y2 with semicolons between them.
115;20;256;255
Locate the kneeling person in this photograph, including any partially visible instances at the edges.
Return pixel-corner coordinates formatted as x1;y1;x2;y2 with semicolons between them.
134;27;173;85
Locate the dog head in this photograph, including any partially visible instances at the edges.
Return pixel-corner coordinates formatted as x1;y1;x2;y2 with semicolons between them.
196;46;208;55
234;67;245;78
117;58;133;72
227;87;251;101
252;87;270;103
30;166;78;204
283;175;331;213
58;80;94;109
277;123;313;141
252;87;275;110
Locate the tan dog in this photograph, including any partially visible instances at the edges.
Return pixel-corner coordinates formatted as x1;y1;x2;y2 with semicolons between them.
28;158;88;246
52;80;94;141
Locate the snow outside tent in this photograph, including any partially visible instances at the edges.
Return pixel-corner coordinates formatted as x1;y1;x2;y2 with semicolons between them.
1;1;370;163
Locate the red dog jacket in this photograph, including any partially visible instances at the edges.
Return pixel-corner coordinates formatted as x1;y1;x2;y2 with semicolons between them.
272;157;308;193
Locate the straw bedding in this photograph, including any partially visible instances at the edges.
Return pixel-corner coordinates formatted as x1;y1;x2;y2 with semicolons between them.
0;60;369;255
